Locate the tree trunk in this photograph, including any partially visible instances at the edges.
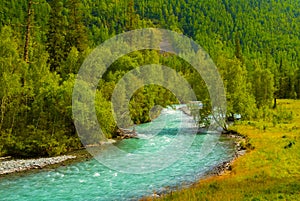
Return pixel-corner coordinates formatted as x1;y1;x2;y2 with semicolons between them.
273;98;277;109
24;0;33;63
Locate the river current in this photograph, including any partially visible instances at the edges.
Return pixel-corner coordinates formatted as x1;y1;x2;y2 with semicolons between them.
0;106;235;201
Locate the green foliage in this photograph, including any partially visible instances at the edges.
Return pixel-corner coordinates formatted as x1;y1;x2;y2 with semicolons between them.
129;85;178;124
251;63;275;108
64;0;89;52
95;91;117;139
218;55;256;119
1;0;300;157
154;100;300;201
46;0;68;71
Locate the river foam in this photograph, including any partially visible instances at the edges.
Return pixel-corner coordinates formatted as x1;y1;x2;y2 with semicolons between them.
0;107;235;201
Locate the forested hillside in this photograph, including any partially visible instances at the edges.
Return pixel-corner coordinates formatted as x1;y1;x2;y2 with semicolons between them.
0;0;299;157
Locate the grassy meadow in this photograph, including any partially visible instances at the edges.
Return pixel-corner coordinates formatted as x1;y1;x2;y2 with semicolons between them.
148;99;300;201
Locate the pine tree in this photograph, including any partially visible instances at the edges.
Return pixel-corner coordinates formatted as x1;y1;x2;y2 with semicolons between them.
234;31;244;63
65;0;88;53
252;63;274;108
125;0;139;31
46;0;67;71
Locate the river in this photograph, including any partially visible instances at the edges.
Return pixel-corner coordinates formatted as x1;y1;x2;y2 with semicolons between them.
0;106;235;201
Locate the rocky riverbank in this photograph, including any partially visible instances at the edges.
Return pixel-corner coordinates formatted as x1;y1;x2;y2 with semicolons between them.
116;128;138;139
209;144;246;176
178;105;248;176
178;106;191;116
142;130;249;200
207;130;248;176
0;155;77;175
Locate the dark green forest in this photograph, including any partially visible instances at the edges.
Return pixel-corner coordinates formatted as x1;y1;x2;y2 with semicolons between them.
0;0;299;157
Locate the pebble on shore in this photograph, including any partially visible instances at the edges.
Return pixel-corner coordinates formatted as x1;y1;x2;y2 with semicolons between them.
0;155;76;175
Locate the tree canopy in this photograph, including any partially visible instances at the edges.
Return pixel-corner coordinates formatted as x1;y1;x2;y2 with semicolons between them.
0;0;299;157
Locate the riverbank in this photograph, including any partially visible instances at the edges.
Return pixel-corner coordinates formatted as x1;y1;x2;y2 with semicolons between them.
0;106;245;196
147;99;300;201
0;149;93;178
0;155;77;175
0;129;137;177
140;130;249;200
207;131;248;176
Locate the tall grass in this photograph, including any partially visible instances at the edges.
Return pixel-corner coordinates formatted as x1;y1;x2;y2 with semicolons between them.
145;99;300;201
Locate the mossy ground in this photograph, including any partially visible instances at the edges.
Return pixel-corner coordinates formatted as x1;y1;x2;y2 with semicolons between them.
146;99;300;201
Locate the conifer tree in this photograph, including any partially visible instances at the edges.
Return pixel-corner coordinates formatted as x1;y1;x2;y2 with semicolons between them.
46;0;67;71
65;0;88;53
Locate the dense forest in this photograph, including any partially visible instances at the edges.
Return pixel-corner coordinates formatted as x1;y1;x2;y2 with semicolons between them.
0;0;299;157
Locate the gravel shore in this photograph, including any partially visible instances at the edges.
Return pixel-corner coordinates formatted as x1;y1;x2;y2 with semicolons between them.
0;155;76;175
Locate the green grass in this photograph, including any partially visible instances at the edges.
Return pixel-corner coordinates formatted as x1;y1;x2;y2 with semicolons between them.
144;99;300;201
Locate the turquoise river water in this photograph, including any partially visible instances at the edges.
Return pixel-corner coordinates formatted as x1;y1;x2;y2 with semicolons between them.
0;106;235;201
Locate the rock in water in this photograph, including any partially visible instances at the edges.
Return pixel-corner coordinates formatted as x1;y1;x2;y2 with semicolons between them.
116;128;138;139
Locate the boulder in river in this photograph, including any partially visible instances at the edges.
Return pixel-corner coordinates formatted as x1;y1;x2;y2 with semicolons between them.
116;128;138;139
